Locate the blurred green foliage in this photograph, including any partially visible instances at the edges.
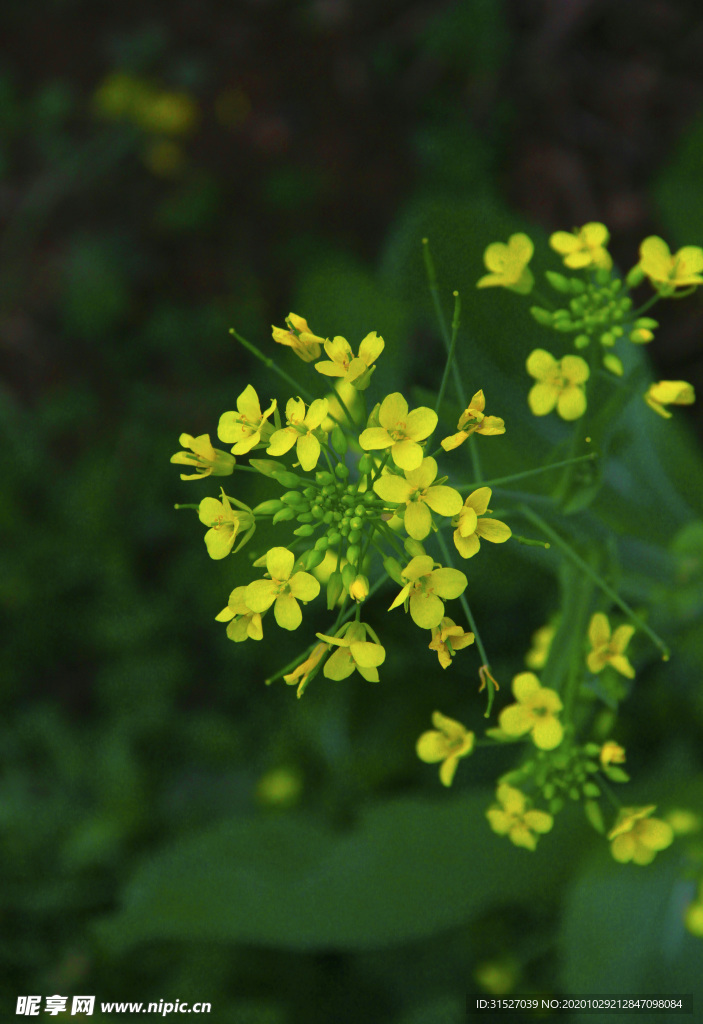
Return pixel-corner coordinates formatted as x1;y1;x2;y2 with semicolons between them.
1;1;703;1021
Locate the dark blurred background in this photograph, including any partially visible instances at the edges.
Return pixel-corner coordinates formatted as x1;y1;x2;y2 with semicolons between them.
2;1;703;1022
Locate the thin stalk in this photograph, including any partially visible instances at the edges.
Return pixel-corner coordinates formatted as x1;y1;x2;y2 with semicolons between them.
230;328;314;401
458;452;597;492
519;504;670;660
434;290;461;418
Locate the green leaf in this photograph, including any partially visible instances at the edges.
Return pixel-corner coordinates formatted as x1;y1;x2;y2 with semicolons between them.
98;792;580;952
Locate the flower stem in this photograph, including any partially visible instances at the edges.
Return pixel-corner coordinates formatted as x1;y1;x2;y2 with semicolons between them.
434;290;461;418
519;504;670;660
459;452;598;492
230;327;314;401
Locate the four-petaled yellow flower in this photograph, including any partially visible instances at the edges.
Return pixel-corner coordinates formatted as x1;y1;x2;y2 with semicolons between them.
359;392;437;471
441;390;505;451
373;457;463;540
315;621;386;681
638;236;703;295
170;432;235;480
498;672;564;750
416;710;475;786
246;546;320;630
550;222;612;270
198;490;255;560
271;312;325;362
525;622;557;670
452;486;512;559
486;784;554;851
607;805;674;865
389;555;467;629
587;613;635;678
526;349;590;420
215;586;263;642
283;642;328;697
217;385;277;455
314;332;384;390
428;617;475;669
600;740;626;768
476;233;534;294
644;380;695;419
267;397;328;471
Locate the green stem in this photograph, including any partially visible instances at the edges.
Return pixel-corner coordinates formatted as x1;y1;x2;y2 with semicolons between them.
422;238;468;409
370;450;392;484
519;504;670;660
458;452;598;492
434;290;461;418
230;328;314;401
435;530;496;717
376;519;406;557
630;294;660;317
333;388;360;432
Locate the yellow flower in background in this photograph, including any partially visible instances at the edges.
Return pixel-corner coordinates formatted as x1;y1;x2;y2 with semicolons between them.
476;234;534;294
143;139;185;177
587;613;635;678
267;397;328;471
315;621;386;682
170;432;235;480
428;617;475;669
388;555;467;629
440;389;505;451
452;486;511;559
416;711;475;786
600;741;626;768
486;784;553;850
685;889;703;937
246;547;320;630
644;380;695;419
272;313;325;362
498;672;564;750
638;236;703;294
373;457;463;540
525;622;557;670
359;392;437;471
215;586;263;642
198;490;255;560
135;91;199;135
315;332;384;389
608;806;674;865
526;349;589;420
218;385;277;455
283;642;328;696
550;222;612;270
665;809;701;836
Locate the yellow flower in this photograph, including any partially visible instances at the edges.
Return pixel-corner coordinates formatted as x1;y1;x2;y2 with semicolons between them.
587;613;635;678
525;622;557;670
486;784;554;850
198;490;255;560
266;397;328;471
428;617;475;669
416;710;474;786
527;349;590;420
644;380;695;419
315;621;386;682
283;642;328;696
218;385;277;455
272;313;325;362
215;586;263;642
600;741;626;768
314;332;384;390
349;575;370;602
608;806;674;865
498;672;564;750
170;432;235;480
550;222;612;270
388;555;467;630
255;766;302;808
373;457;463;540
440;390;506;451
666;809;701;836
685;894;703;937
359;392;437;471
452;487;511;559
638;236;703;295
246;546;320;630
476;234;534;294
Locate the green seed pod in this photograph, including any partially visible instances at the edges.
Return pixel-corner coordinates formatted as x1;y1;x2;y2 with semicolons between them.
599;332;615;347
529;306;553;326
326;571;344;610
249;458;286;478
294;524;316;537
545;271;571;294
302;548;325;570
553;319;575;332
252;498;286;516
272;507;296;525
634;317;658;329
569;277;586;294
582;781;600;798
331;424;348;456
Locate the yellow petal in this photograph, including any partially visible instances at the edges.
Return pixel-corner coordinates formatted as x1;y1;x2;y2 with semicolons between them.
373;474;413;504
476;517;511;543
296;432;321;472
512;672;541;702
274;592;302;630
378;392;408;429
556;385;587;421
405;406;438;441
358;331;384;365
404;500;433;540
266;546;295;581
526;348;557;381
531;716;564;750
588;612;610;648
237;384;262;421
465;486;492;516
528;382;558;417
424;486;463;517
358;427;392;451
391;439;423;471
416;731;449;764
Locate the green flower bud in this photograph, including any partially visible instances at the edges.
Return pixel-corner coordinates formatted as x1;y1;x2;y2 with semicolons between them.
341;562;356;590
252;498;285;515
327;530;341;545
634;317;658;329
404;538;425;558
334;462;349;480
249;459;287;478
530;306;553;326
346;543;360;565
314;535;329;551
582;782;600;798
281;490;305;505
599;331;615;347
311;505;324;519
347;529;361;545
302;548;325;570
326;571;344;610
316;471;335;486
383;556;404;585
574;334;590;349
294;524;316;537
272;507;296;524
625;264;645;288
331;424;348;456
296;512;314;523
350;516;363;531
545;271;571;293
272;470;305;489
595;267;611;286
358;453;374;474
